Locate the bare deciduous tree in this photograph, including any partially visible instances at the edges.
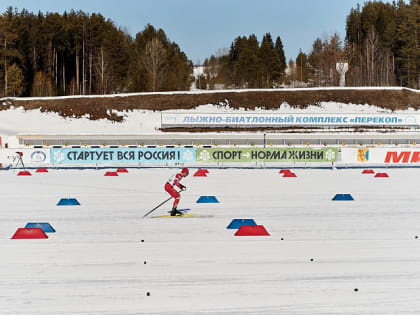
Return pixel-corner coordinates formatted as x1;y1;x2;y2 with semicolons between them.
31;71;54;96
365;27;379;86
308;33;345;86
141;37;166;92
94;46;110;94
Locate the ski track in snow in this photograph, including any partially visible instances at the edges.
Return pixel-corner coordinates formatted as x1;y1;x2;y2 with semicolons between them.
1;168;420;314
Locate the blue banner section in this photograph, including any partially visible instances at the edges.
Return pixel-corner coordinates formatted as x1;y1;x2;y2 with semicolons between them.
50;148;196;164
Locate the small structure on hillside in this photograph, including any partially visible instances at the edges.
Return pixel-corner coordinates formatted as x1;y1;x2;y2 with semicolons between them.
336;62;349;87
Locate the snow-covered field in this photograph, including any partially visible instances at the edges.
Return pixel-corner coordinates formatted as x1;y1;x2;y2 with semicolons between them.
1;168;420;314
1;101;419;136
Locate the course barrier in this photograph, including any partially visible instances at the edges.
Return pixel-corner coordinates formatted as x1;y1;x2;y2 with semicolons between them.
0;148;50;166
279;169;291;174
362;169;375;174
194;169;208;177
197;148;338;163
51;147;196;164
25;222;55;233
11;228;48;239
342;148;420;164
105;171;118;176
333;194;354;201
197;196;219;203
4;146;420;167
227;219;257;229
57;198;80;206
17;171;31;176
235;225;270;236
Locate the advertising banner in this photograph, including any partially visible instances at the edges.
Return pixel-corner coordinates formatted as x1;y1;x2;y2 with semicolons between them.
50;148;196;164
0;148;50;165
162;113;420;128
341;148;420;164
196;148;338;163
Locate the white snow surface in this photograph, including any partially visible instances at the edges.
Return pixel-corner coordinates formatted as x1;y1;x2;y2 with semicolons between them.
1;101;420;136
1;168;420;314
0;87;418;101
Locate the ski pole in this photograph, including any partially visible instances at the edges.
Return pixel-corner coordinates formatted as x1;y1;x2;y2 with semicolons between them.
143;196;173;218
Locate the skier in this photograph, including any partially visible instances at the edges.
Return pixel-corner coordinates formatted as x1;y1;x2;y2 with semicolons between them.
165;168;189;216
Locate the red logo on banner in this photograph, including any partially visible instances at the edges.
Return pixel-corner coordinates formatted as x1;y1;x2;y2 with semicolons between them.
385;151;420;163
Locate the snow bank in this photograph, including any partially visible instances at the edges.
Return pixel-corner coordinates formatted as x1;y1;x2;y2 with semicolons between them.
0;86;418;102
1;101;420;136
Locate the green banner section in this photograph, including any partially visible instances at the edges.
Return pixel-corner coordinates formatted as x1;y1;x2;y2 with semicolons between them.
196;147;338;163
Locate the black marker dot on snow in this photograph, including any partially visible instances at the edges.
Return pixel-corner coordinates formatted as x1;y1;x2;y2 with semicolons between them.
144;261;147;264
141;240;144;243
354;288;359;292
146;292;150;296
310;258;314;262
281;238;284;241
415;236;418;239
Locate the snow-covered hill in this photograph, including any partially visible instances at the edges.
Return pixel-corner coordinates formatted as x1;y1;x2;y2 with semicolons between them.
1;102;419;136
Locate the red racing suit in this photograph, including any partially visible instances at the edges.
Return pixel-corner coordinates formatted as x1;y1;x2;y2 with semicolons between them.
165;172;184;209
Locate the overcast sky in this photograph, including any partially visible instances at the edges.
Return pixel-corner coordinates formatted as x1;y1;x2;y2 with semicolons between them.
2;0;396;64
